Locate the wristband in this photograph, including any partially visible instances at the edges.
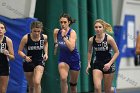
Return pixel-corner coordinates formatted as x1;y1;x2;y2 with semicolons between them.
23;55;26;59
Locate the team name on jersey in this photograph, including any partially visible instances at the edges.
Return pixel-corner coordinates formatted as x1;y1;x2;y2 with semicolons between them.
58;41;65;45
28;46;44;50
94;41;108;51
0;43;6;53
28;40;44;50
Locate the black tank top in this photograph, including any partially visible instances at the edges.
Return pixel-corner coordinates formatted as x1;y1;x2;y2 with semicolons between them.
0;36;9;67
93;34;112;61
25;34;44;62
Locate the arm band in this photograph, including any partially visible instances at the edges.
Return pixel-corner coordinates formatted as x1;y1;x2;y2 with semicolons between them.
23;55;26;59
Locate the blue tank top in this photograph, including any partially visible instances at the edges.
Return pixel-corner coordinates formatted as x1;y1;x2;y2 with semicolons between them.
57;28;80;62
0;36;9;67
25;34;44;62
93;34;112;61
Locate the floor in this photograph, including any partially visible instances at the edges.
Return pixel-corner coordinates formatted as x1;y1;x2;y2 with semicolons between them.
78;88;140;93
26;87;140;93
117;88;140;93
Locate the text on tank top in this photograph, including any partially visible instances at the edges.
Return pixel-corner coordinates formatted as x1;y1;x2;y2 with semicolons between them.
93;34;112;61
25;34;44;61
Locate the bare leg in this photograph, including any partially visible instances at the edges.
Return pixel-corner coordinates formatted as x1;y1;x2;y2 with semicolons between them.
58;62;69;93
92;70;103;93
33;65;44;93
69;70;79;93
0;76;9;93
111;87;116;93
24;72;34;93
104;73;114;93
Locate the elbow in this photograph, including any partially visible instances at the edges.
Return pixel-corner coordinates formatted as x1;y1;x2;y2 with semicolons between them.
115;50;120;57
118;51;120;56
70;47;75;52
118;50;120;55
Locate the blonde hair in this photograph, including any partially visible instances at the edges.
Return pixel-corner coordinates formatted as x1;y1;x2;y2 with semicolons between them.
94;19;113;33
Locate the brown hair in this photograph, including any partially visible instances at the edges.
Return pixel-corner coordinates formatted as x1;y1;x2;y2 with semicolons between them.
30;21;43;30
60;13;76;26
94;19;113;33
0;21;6;31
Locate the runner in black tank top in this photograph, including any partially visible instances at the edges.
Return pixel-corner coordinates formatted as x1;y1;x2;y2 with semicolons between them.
92;34;115;74
0;22;15;93
86;19;119;93
18;21;48;93
23;33;45;72
0;36;9;75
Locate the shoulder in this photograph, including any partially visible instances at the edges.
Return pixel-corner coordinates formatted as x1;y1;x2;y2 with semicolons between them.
53;28;59;34
5;36;12;43
71;29;76;33
106;34;113;39
22;34;28;40
70;29;76;35
89;36;94;41
88;36;94;47
69;29;77;39
42;34;47;39
89;36;94;43
19;34;28;43
106;34;115;43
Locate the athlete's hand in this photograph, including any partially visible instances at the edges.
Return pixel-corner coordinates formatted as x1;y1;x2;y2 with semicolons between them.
103;63;111;71
61;29;66;37
86;64;91;75
43;53;48;61
25;56;32;62
3;49;9;56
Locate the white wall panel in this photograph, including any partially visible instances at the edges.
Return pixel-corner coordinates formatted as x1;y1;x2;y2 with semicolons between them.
0;0;36;18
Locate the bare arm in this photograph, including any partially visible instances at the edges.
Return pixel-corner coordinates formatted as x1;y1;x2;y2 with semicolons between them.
6;37;15;60
53;28;59;55
108;35;119;65
88;37;94;66
63;30;76;51
18;35;32;62
136;33;140;54
43;34;48;61
86;36;93;74
18;35;27;58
